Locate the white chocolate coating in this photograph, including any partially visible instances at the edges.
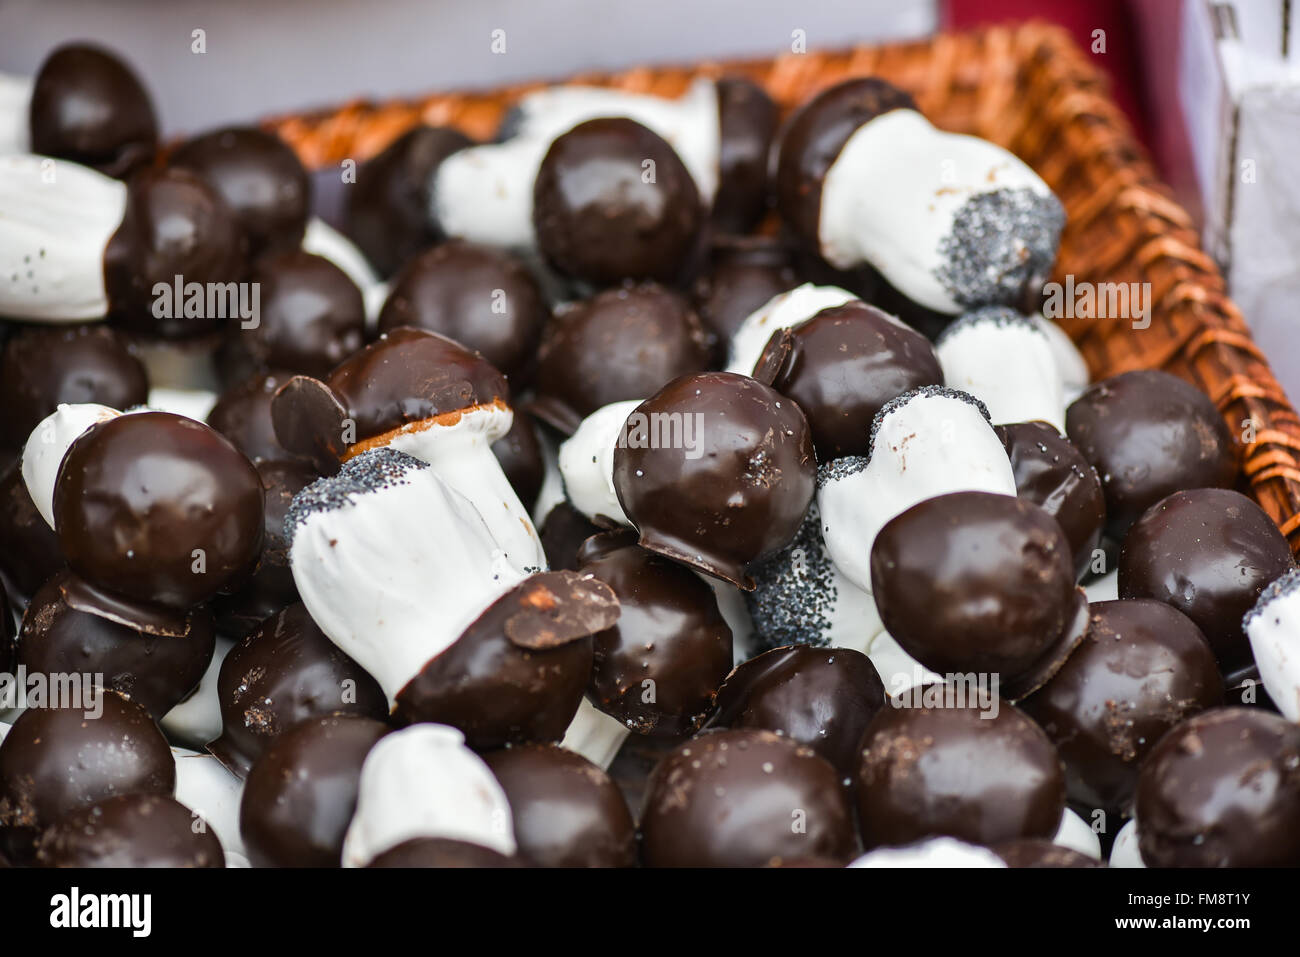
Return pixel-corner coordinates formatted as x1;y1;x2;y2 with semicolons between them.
1109;818;1146;868
161;634;233;748
289;453;525;705
818;391;1017;594
849;837;1007;868
936;312;1065;430
302;217;381;298
22;402;121;529
341;723;516;867
560;697;630;771
1244;571;1300;722
558;399;639;526
172;747;247;865
1053;807;1102;860
819;109;1055;313
433;81;720;252
724;282;857;376
382;403;546;574
0;154;126;321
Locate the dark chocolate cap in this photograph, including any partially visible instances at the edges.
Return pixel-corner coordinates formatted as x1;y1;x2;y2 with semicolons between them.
1119;487;1294;675
1065;369;1238;541
376;240;548;382
755;300;943;458
871;491;1088;699
0;324;148;451
344;125;475;277
641;729;857;866
1136;707;1300;867
207;602;387;777
365;837;524;868
29;43;158;178
533;283;709;434
37;793;224;868
1021;598;1222;816
579;537;733;736
483;743;636;867
712;76;778;234
0;691;175;830
856;697;1066;849
394;571;618;750
993;839;1100;868
53;411;265;609
207;370;310;465
104;167;248;339
240;713;389;867
0;459;65;610
710;644;885;776
19;569;216;721
612;372;817;590
690;236;798;357
169;126;310;260
775;77;917;249
217;249;365;384
997;420;1106;580
533;117;702;286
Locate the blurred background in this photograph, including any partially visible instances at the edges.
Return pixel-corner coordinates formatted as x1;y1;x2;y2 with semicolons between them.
2;0;1298;393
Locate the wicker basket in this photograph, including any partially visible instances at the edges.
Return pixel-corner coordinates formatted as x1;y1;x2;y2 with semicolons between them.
264;20;1300;555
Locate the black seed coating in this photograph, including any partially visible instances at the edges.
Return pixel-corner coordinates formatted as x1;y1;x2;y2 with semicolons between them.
1244;566;1300;628
745;501;838;651
285;448;429;544
936;187;1065;309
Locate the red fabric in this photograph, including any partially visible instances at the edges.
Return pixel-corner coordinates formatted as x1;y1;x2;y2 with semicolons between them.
945;0;1151;149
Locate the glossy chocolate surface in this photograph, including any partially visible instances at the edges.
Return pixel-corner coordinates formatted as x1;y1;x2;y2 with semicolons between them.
321;326;509;442
612;371;816;589
755;300;942;458
210;458;316;639
207;371;306;464
711;645;884;775
53;411;264;608
395;571;617;750
19;569;216;721
578;534;733;736
366;837;523;868
37;794;224;868
871;491;1086;697
998;420;1106;580
0;324;148;450
1136;707;1300;867
240;713;389;867
534;117;702;285
1021;599;1222;815
104;168;247;338
218;250;365;384
483;743;636;868
0;691;174;829
208;602;387;777
690;237;798;356
533;284;709;433
641;729;856;866
29;44;158;178
713;76;778;234
775;77;917;249
1065;370;1237;541
377;240;548;382
1119;488;1294;676
490;409;544;512
538;502;602;571
344;125;474;276
856;698;1066;849
0;459;66;608
169;126;310;260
